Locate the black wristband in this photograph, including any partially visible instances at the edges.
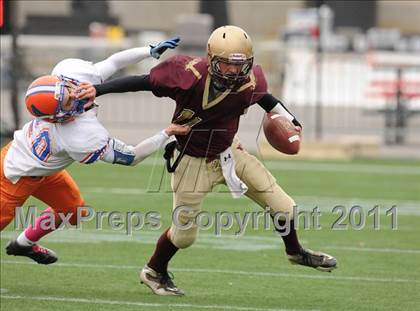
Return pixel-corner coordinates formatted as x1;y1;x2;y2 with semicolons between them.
258;93;278;112
258;93;302;128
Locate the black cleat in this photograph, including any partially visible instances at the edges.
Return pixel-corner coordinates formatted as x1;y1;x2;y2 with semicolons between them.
140;265;185;296
288;247;337;272
5;240;58;265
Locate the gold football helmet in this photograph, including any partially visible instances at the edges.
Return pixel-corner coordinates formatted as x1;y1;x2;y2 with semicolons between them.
207;25;254;89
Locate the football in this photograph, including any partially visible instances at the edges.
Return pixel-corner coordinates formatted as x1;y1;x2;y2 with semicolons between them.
263;113;301;154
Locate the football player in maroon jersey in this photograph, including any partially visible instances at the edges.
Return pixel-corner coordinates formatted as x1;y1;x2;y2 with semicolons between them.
78;25;337;296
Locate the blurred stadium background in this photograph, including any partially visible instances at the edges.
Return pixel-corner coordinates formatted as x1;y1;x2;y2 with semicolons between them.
1;2;420;311
1;0;419;160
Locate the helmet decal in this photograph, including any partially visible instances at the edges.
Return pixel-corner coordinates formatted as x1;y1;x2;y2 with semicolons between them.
31;104;48;117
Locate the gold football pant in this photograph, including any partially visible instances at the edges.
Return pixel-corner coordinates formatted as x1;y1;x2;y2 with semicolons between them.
168;138;296;249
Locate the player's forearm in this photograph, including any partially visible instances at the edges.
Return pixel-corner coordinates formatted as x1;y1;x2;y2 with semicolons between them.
258;94;302;127
101;130;169;166
94;75;152;96
131;130;170;165
94;47;151;81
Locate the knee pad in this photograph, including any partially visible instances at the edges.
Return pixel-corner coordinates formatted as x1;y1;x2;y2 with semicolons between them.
262;186;296;220
169;225;198;249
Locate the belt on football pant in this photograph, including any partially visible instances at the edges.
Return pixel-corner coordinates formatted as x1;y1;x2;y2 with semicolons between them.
163;141;184;173
164;142;220;173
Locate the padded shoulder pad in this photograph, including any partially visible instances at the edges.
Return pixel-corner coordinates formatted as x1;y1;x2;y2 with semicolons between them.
149;55;206;98
251;64;268;103
57;113;109;154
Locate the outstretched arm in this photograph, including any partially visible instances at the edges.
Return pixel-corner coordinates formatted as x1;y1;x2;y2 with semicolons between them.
76;75;151;101
94;47;151;81
96;75;151;96
101;123;190;166
258;93;302;129
94;37;180;81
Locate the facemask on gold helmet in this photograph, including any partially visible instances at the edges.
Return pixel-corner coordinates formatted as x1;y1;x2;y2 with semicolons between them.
207;25;254;89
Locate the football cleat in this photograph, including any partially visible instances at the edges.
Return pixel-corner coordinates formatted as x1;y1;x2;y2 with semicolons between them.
287;248;337;272
139;265;185;296
5;240;58;265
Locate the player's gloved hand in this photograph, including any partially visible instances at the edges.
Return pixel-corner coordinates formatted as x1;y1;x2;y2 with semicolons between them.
76;82;97;109
150;37;180;59
164;123;191;136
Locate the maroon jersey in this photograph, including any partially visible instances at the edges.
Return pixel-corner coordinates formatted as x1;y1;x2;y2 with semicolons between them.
149;55;268;157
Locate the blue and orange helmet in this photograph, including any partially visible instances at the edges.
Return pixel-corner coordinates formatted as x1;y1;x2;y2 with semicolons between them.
25;75;88;123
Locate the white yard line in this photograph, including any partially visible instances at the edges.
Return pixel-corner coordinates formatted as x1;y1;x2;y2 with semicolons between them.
1;260;419;284
1;230;420;254
322;246;420;254
0;294;314;311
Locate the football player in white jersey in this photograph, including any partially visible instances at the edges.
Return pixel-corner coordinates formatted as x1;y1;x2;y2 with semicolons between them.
1;38;190;264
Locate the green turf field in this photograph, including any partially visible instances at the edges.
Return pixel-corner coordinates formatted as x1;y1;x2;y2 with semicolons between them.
1;156;420;311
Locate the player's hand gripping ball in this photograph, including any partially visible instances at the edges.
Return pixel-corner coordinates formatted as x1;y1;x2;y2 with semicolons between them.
263;113;301;155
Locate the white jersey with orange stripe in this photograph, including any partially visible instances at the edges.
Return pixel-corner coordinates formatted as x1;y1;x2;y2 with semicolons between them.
4;105;170;184
4;47;170;184
3;108;109;184
4;57;111;183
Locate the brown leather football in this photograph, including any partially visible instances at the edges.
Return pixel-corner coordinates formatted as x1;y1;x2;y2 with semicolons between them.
263;113;301;155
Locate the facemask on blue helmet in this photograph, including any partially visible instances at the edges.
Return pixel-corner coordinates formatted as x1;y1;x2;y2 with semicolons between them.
53;75;89;122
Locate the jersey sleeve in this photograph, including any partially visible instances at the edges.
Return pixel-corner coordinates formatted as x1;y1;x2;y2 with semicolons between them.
59;116;110;164
149;55;198;99
250;65;268;104
94;46;151;81
52;58;103;84
68;143;108;164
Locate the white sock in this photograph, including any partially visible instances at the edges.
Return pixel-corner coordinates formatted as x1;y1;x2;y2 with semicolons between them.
16;232;35;247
